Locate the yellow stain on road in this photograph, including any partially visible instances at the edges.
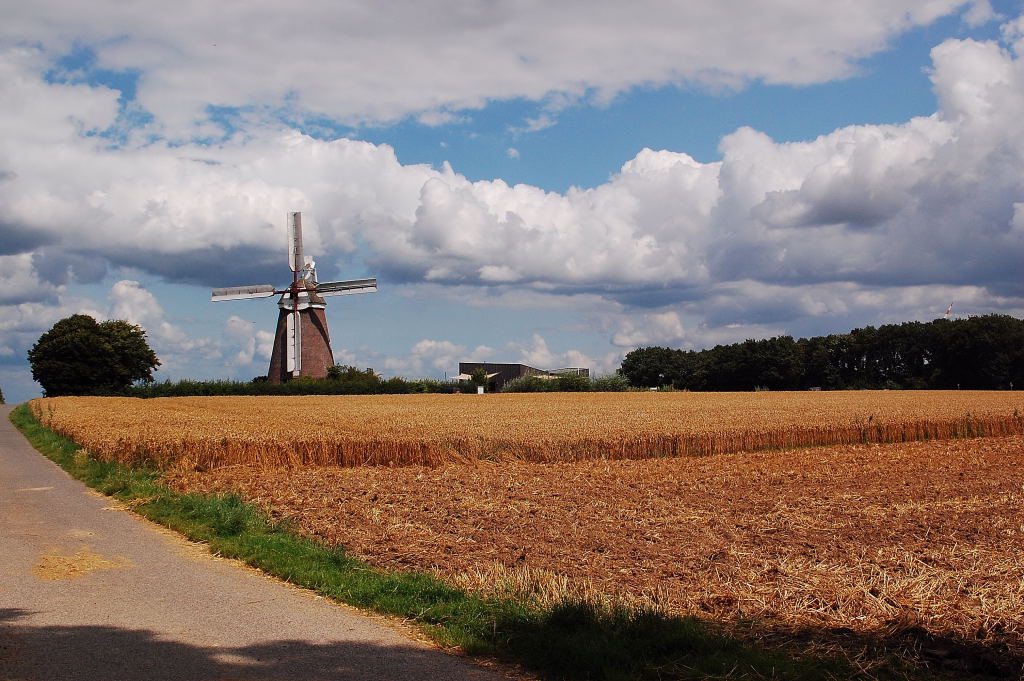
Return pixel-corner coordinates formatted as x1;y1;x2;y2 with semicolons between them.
32;546;132;581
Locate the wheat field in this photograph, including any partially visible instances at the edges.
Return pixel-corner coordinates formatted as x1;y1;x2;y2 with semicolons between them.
30;390;1024;470
31;391;1024;670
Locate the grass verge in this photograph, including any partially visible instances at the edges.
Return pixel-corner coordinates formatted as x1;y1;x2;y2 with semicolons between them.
10;403;867;680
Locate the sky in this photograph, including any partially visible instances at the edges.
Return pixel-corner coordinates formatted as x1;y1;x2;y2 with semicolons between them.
2;0;1024;402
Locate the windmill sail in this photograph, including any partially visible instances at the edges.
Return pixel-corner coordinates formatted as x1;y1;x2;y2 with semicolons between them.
211;284;277;301
287;212;303;273
316;278;378;296
285;309;302;374
293;307;302;375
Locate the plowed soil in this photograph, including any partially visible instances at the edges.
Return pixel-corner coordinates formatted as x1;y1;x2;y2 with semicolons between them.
166;435;1024;674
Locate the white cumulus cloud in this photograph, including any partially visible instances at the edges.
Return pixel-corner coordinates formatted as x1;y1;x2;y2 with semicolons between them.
0;1;993;136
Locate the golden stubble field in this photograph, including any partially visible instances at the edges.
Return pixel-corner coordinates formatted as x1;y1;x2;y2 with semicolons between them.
31;391;1024;671
167;436;1024;668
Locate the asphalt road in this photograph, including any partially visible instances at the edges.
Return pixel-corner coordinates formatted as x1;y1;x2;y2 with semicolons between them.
0;404;507;681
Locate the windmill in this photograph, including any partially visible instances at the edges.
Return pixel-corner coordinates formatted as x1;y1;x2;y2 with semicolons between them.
211;212;377;383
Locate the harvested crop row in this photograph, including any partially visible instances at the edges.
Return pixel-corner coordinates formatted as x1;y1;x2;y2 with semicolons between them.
165;435;1024;673
31;391;1024;470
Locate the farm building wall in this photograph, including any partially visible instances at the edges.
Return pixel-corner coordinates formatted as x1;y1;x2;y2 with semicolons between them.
458;362;547;391
551;367;590;378
458;363;589;390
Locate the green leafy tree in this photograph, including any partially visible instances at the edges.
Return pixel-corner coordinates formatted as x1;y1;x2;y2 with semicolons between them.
325;365;384;393
28;314;160;396
619;347;687;388
470;367;488;388
929;314;1024;389
99;320;161;385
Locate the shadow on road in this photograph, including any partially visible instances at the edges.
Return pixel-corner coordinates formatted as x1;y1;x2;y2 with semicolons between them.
0;608;493;681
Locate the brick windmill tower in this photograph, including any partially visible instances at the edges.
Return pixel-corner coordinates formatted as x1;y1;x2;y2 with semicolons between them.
211;212;377;382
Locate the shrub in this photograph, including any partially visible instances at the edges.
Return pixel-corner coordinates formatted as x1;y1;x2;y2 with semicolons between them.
382;377;409;394
502;375;551;393
505;373;630;393
555;373;591;392
123;371;461;398
406;379;455;394
590;374;631;392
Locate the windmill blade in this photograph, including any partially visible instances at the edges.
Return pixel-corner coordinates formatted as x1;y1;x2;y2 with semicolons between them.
293;307;302;375
211;284;277;302
285;309;302;375
315;278;378;297
288;212;304;273
285;312;295;373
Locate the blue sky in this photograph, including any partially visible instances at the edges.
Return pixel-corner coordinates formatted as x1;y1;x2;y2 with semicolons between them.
2;0;1024;402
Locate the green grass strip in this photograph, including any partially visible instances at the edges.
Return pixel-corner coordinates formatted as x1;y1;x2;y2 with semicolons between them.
10;403;858;680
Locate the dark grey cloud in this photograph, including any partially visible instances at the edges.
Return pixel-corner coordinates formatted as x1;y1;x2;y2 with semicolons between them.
601;285;708;309
700;294;817;327
107;244;287;290
754;187;906;229
0;287;58;307
0;219;54;256
32;249;108;285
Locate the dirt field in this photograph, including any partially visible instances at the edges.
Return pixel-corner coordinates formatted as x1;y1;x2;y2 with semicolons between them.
165;435;1024;674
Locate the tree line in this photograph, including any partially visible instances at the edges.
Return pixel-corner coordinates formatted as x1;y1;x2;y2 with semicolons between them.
619;314;1024;391
25;313;1024;398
